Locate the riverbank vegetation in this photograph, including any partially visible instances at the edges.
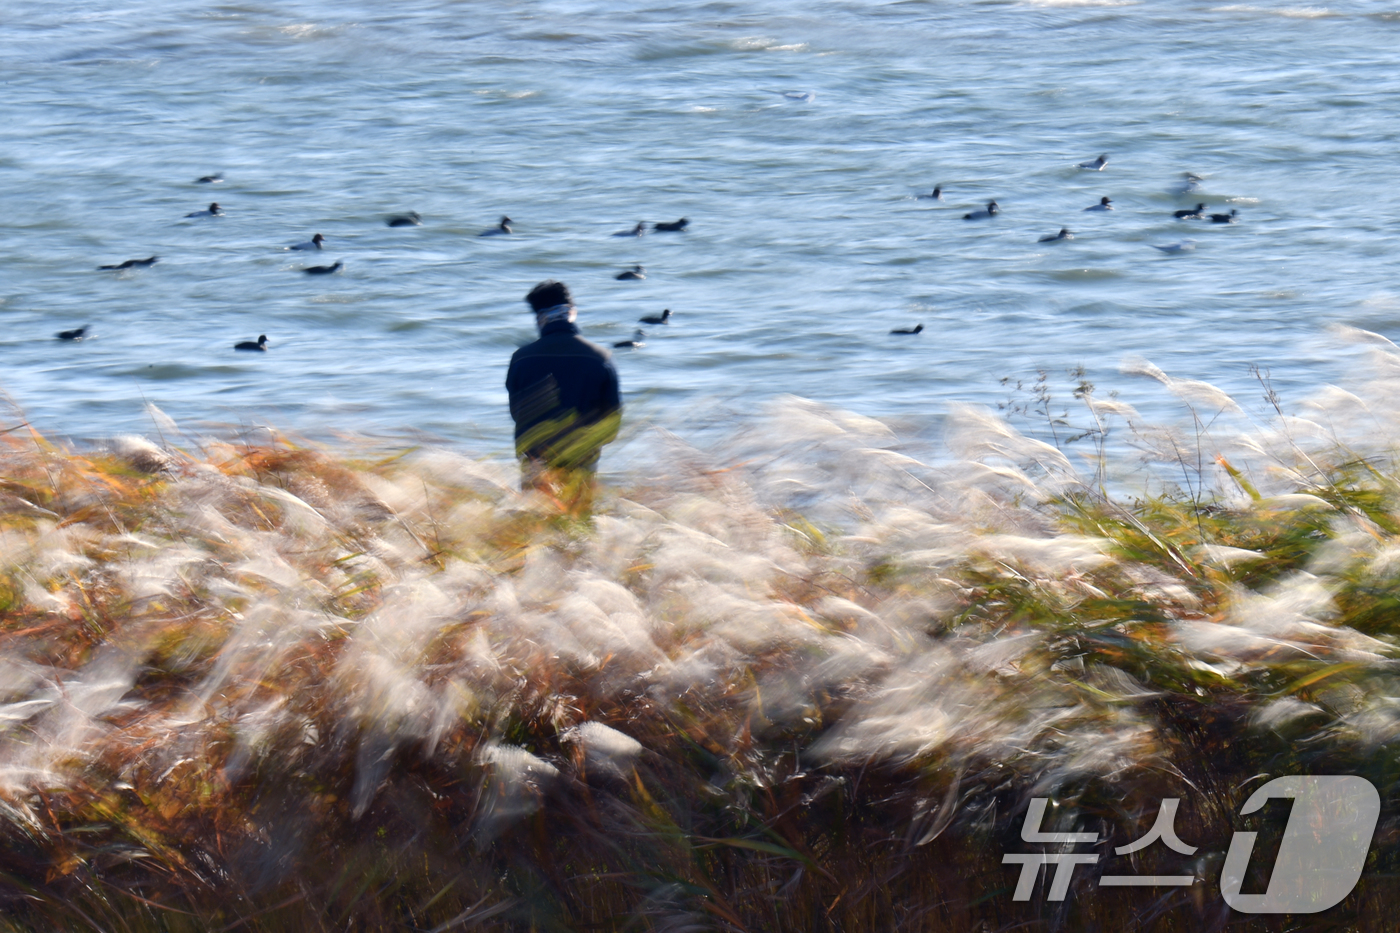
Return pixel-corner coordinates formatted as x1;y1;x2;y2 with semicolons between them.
4;343;1400;930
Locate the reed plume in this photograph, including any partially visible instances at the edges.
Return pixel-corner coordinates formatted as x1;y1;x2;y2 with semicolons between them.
3;349;1400;930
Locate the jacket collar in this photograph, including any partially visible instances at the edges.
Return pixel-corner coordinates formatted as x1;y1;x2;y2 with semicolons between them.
539;320;580;337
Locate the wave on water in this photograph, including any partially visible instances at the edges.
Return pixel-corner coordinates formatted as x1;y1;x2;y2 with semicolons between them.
1212;4;1341;17
1043;267;1124;281
1019;0;1140;7
275;22;360;40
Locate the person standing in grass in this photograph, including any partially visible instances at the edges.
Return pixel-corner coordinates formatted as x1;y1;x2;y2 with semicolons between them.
506;280;622;510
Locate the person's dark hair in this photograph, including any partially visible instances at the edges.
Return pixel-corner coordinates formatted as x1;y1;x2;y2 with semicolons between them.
526;280;572;313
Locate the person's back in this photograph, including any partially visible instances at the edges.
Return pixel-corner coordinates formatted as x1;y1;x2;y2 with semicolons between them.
506;281;621;488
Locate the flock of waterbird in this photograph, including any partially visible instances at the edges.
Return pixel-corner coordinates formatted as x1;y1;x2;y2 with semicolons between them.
65;173;689;351
890;155;1243;333
66;155;1238;350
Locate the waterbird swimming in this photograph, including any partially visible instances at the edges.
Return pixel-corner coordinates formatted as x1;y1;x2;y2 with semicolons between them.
963;201;999;220
480;216;512;236
1084;196;1113;211
616;265;646;281
98;256;158;270
186;202;222;217
196;174;222;184
1038;228;1073;242
639;309;671;325
56;326;88;341
918;186;943;200
1210;209;1239;223
303;261;343;275
286;234;325;251
1152;239;1196;253
890;323;923;335
1174;203;1206;219
1077;154;1108;170
613;329;646;348
234;335;268;351
653;218;688;232
387;212;421;227
613;222;646;237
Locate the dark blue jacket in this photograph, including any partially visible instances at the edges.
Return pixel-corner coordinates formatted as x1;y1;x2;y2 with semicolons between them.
506;320;621;465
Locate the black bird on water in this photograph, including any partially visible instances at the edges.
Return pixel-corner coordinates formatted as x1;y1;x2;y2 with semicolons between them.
918;186;943;200
196;174;223;184
616;265;646;281
1174;203;1206;219
890;324;923;335
1210;209;1239;224
234;335;268;352
639;308;671;325
653;218;688;232
963;201;999;220
387;212;422;227
286;234;325;251
99;256;158;270
613;222;646;237
303;261;343;275
1038;228;1073;243
186;203;222;217
613;329;646;349
480;216;512;236
56;327;88;341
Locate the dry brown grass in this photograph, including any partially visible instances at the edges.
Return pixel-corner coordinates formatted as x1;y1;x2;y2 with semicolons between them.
3;350;1400;930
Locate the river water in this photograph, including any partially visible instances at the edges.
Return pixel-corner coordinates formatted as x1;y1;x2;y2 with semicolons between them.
2;0;1399;453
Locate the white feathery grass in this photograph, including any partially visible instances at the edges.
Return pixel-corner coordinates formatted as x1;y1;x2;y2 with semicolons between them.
1328;323;1397;348
6;358;1400;868
564;721;643;778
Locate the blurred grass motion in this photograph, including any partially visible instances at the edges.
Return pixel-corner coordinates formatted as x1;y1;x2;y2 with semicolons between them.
6;345;1400;929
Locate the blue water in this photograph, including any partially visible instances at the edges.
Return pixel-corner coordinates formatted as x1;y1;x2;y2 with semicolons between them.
3;1;1400;450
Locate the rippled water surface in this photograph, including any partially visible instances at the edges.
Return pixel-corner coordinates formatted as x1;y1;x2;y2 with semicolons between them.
3;0;1399;448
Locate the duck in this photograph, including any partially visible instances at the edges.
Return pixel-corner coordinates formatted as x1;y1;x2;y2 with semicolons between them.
286;234;325;251
1083;196;1113;211
917;186;943;201
387;212;422;227
613;222;647;237
963;200;999;220
1038;228;1073;243
616;265;646;281
639;308;671;325
1173;203;1206;219
98;256;159;270
234;335;268;351
1152;239;1196;254
196;174;223;184
890;323;923;335
613;329;646;348
1210;209;1239;224
186;202;222;217
479;216;512;236
1077;154;1108;171
56;326;88;341
653;218;688;232
303;261;343;275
